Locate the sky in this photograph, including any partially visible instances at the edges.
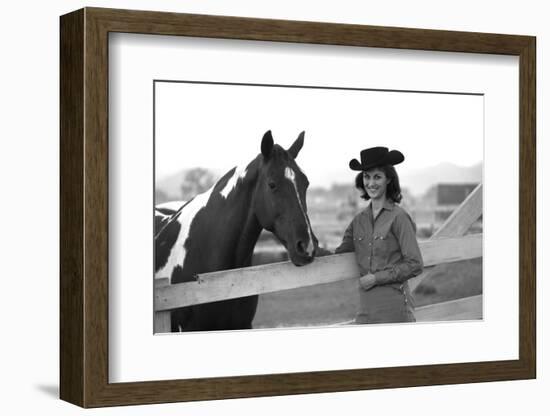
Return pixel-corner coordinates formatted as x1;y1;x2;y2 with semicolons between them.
155;81;483;189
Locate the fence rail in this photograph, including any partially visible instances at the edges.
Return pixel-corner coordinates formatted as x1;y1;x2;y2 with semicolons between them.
414;295;482;322
155;233;481;311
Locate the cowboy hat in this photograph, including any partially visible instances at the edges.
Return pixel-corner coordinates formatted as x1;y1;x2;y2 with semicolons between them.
349;146;405;171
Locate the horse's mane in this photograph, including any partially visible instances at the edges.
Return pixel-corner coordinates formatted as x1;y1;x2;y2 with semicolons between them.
154;199;193;239
211;155;261;196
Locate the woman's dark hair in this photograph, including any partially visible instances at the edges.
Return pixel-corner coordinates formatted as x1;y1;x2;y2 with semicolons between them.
354;165;403;203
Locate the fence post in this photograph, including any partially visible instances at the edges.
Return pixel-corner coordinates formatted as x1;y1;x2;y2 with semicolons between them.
154;278;171;333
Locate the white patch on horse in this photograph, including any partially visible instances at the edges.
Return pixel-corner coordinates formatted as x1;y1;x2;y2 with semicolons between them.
156;200;186;212
220;165;248;199
155;188;213;283
284;166;315;256
155;209;170;219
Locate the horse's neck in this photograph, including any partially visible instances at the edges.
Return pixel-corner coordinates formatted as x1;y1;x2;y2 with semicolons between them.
212;160;263;266
234;211;262;266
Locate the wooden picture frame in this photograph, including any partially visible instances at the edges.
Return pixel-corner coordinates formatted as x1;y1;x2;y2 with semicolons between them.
60;7;536;408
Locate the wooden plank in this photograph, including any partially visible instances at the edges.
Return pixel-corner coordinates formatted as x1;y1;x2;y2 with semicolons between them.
408;183;482;292
329;293;482;325
155;234;481;311
154;312;171;333
414;295;482;322
154;278;171;332
432;183;483;238
419;234;482;266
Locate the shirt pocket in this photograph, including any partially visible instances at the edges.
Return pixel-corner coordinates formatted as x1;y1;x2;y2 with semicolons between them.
373;226;398;257
352;230;367;250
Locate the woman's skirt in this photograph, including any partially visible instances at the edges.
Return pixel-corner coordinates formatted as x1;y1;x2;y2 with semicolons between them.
355;282;415;324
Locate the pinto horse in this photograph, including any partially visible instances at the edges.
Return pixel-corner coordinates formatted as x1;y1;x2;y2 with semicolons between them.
155;130;318;331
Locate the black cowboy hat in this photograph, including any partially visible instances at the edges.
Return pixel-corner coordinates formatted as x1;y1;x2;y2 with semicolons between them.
349;146;405;171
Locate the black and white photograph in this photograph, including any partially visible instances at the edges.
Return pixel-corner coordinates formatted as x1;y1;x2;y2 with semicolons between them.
153;80;483;333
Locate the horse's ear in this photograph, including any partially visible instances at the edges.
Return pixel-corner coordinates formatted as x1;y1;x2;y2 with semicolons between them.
261;130;274;158
287;131;305;159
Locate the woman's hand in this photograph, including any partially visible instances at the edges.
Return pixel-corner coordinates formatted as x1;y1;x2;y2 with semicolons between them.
359;273;377;291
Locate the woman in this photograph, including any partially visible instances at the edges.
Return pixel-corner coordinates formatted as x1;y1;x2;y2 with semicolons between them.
335;146;423;324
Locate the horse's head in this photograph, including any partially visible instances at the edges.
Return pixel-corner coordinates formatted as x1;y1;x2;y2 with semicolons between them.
254;130;318;266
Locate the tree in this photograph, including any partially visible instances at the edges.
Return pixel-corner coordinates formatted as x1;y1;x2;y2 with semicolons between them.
179;167;216;200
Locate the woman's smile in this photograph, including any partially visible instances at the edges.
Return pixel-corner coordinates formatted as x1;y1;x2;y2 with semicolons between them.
367;187;383;199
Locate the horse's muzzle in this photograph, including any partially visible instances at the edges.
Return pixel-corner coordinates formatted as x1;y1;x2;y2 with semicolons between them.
289;251;314;267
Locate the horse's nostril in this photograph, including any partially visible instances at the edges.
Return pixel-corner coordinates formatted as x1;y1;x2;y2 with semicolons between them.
296;240;306;254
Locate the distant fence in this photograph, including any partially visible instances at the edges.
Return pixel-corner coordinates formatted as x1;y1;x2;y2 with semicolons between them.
154;184;483;332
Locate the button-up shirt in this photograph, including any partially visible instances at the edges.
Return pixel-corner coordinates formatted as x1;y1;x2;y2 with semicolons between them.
335;200;423;285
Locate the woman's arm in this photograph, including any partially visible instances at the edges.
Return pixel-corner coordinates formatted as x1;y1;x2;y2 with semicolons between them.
374;212;423;285
334;221;355;254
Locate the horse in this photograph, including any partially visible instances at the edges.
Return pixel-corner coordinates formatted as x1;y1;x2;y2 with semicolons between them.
155;130;318;331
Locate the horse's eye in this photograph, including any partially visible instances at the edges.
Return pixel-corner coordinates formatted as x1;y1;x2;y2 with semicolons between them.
268;181;277;190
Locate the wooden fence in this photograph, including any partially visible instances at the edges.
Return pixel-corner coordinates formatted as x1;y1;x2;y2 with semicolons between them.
154;184;483;332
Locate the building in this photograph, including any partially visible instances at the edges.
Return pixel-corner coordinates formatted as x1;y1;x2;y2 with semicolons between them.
411;183;481;238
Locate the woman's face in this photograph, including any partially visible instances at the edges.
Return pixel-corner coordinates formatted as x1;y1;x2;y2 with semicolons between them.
363;168;390;200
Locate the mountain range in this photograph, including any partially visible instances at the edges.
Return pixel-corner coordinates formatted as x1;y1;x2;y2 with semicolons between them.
400;162;482;197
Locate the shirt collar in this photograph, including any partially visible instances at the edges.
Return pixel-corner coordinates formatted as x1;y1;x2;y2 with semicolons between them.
383;199;395;211
365;199;395;214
